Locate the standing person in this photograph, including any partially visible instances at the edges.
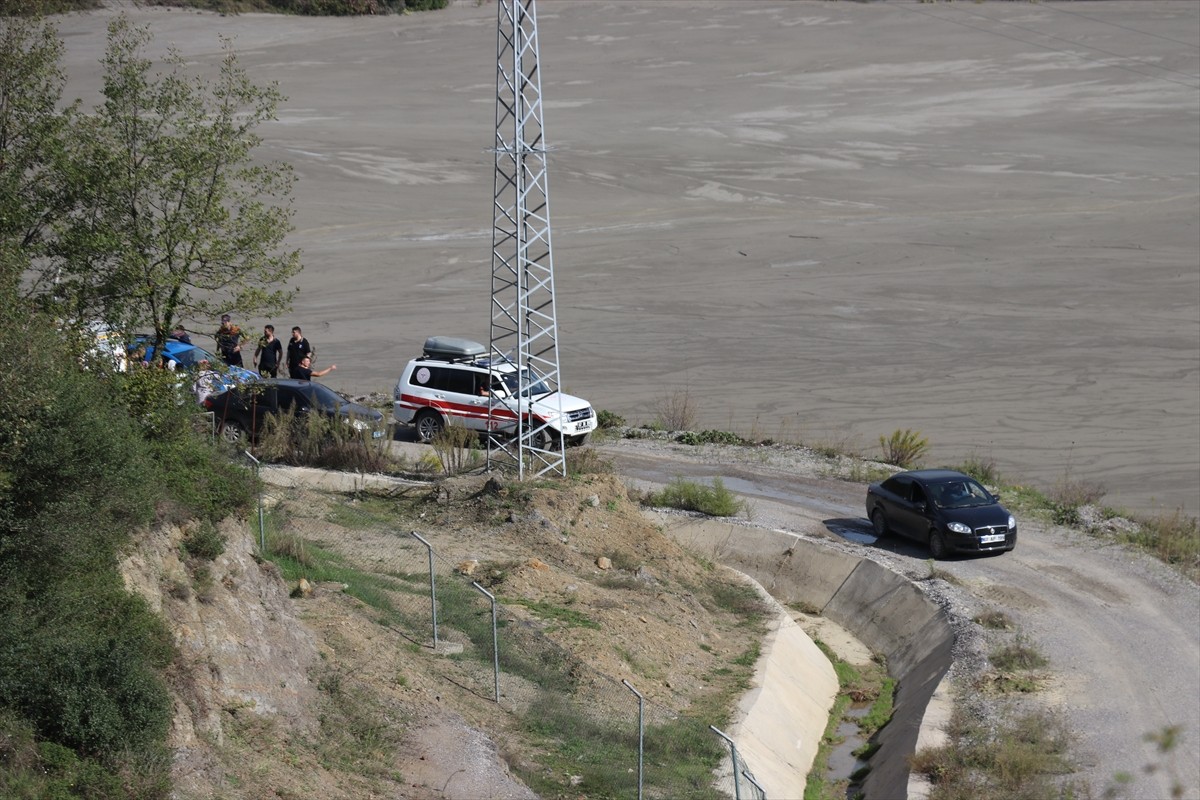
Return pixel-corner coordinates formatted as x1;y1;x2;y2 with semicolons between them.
292;354;335;381
254;324;283;378
214;314;246;367
286;326;312;379
192;359;223;405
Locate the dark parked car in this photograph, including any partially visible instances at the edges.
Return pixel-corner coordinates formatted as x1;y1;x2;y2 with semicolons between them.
202;378;385;444
865;469;1017;558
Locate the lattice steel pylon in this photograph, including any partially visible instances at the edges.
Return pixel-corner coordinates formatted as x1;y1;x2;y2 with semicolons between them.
486;0;565;479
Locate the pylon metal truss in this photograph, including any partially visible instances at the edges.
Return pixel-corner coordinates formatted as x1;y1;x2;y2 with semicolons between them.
487;0;565;479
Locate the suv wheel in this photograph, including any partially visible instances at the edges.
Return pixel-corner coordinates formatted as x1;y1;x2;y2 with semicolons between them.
414;409;444;443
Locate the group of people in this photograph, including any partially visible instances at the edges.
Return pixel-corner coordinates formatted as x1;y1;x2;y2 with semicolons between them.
212;314;336;381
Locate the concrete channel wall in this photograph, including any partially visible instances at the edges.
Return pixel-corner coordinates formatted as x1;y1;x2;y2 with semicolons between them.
662;519;954;799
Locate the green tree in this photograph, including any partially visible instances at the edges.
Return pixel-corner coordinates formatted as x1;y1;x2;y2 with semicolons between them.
27;15;301;349
0;13;74;294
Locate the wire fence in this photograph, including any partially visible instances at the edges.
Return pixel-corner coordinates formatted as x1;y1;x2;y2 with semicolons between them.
245;456;769;800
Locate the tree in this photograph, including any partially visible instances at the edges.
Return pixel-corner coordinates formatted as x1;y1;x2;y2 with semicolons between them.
25;15;301;348
0;12;74;295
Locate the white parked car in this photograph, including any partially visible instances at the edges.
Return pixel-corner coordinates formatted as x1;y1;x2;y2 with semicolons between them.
393;337;596;446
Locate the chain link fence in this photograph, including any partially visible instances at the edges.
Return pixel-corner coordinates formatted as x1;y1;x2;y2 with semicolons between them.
245;458;769;799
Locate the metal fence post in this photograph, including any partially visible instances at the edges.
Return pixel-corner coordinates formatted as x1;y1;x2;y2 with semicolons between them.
622;680;644;800
410;531;438;647
471;582;500;702
709;725;742;800
243;450;265;552
742;769;766;800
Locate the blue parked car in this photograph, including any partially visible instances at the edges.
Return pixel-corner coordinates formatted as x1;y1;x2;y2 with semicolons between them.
131;336;256;384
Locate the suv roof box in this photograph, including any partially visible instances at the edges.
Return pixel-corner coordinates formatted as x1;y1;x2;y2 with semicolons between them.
422;336;485;362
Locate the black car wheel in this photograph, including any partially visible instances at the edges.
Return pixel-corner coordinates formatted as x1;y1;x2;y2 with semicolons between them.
928;530;949;560
219;420;246;445
414;409;444;443
870;508;890;537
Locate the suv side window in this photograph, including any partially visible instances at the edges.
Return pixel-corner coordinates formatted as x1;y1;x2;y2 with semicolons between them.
408;364;478;395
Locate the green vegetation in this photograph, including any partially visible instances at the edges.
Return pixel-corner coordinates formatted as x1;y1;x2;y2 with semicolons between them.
596;409;625;429
910;709;1075;800
10;14;300;357
429;420;483;476
645;476;748;517
805;640;894;800
5;0;448;17
879;428;930;468
182;521;226;560
677;429;746;446
949;458;1199;582
506;599;600;631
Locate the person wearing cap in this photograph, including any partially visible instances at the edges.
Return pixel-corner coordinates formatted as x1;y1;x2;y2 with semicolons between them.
214;314;246;367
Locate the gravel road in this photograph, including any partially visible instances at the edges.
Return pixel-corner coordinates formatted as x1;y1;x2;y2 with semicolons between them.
598;436;1200;799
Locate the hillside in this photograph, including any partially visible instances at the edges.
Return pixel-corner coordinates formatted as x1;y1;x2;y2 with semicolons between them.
122;469;774;799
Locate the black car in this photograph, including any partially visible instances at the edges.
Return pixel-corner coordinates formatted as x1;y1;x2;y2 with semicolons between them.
203;379;385;444
865;469;1017;558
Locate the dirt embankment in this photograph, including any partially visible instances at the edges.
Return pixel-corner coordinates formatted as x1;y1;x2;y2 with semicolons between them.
121;471;777;799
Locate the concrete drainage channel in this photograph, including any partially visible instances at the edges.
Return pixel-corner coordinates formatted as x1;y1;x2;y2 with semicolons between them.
665;518;954;800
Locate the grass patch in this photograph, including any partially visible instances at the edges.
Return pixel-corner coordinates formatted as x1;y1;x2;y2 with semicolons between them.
910;708;1074;800
507;599;600;631
1121;509;1199;581
645;476;748;517
975;609;1014;630
990;635;1048;672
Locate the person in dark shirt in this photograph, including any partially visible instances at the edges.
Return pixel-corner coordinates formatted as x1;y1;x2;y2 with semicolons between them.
214;314;246;367
254;324;283;378
286;326;312;379
169;324;192;345
292;354;335;381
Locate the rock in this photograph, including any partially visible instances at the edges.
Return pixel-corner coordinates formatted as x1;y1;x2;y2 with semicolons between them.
586;494;600;507
596;556;612;570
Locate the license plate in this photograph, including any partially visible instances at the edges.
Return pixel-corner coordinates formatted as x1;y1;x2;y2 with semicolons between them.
981;533;1005;545
372;430;385;439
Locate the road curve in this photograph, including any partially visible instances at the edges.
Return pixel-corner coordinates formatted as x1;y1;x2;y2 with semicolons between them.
599;439;1200;799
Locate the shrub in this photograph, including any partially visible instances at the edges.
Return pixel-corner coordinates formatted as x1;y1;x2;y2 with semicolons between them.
879;428;929;468
182;521;226;560
654;388;697;432
1047;475;1105;526
255;406;395;473
1123;509;1199;580
646;477;747;517
430;420;482;476
957;452;1000;484
596;409;625;429
676;429;745;446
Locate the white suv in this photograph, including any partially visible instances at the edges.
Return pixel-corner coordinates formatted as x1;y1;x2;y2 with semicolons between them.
393;337;597;446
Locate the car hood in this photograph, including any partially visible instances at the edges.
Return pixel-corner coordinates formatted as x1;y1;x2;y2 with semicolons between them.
511;391;591;416
339;402;383;422
939;504;1012;527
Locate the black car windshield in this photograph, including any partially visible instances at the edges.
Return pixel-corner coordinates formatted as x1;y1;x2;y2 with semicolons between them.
303;382;346;413
932;478;993;509
500;369;551;398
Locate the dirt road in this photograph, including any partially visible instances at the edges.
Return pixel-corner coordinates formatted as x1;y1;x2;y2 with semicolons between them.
600;436;1200;799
